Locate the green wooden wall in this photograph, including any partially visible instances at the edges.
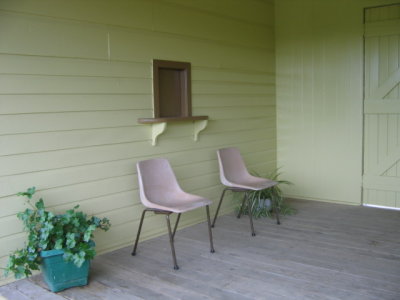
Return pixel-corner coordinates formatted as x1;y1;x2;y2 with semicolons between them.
0;0;276;285
363;4;400;208
275;0;397;205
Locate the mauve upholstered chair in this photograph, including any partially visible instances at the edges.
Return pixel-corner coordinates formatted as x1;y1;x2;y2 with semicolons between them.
132;158;215;270
212;147;280;236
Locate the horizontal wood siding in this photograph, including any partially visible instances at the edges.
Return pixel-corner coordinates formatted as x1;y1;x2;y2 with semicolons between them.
0;0;276;284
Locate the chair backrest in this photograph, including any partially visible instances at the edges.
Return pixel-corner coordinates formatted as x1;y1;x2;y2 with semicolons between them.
217;147;251;186
136;158;183;207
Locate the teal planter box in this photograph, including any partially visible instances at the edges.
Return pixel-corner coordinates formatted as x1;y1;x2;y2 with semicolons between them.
40;249;90;292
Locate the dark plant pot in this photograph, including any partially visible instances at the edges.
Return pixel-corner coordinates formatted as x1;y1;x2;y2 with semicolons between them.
257;198;272;210
40;249;90;292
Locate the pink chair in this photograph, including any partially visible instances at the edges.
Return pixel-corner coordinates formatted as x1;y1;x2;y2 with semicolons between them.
132;158;215;270
212;147;280;236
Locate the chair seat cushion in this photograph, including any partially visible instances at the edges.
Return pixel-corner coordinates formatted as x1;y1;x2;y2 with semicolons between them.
147;192;212;213
227;176;277;191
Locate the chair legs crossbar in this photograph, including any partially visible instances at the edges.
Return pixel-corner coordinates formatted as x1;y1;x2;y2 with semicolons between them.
212;188;281;236
132;206;214;270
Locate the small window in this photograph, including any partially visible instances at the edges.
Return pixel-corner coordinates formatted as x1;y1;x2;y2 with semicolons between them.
153;59;191;118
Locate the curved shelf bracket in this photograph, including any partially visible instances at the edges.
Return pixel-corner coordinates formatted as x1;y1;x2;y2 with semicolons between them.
193;119;208;141
139;116;208;146
151;122;167;146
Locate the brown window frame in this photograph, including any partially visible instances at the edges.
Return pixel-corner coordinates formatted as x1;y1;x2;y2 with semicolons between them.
153;59;192;118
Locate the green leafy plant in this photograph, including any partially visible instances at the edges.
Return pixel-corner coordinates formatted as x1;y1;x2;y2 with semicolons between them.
4;187;111;279
236;170;296;219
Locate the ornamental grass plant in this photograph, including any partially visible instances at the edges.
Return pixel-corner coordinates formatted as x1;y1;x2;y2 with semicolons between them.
236;170;296;219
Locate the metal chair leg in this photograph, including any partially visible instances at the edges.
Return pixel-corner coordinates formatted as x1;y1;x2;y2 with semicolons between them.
246;192;256;236
273;202;281;225
172;213;181;240
132;209;148;255
211;188;228;228
166;214;179;270
237;193;247;218
206;205;215;253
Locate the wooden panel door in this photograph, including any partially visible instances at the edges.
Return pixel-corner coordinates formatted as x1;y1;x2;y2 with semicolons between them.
363;4;400;208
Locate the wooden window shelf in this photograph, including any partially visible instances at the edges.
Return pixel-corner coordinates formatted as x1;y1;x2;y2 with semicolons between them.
138;116;208;146
138;116;208;124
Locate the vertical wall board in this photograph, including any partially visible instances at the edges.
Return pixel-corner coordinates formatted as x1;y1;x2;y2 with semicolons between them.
363;3;400;208
0;0;276;283
275;0;396;205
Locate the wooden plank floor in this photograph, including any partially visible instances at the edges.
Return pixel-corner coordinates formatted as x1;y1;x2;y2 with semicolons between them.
1;199;400;300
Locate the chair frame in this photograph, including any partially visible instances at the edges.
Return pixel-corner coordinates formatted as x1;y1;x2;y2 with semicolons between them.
132;158;216;269
132;206;214;270
211;187;280;236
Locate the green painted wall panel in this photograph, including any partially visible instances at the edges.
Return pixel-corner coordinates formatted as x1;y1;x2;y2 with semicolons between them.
0;11;109;59
0;54;151;77
152;1;272;49
161;0;274;27
0;0;155;30
0;0;276;285
363;4;400;208
275;0;397;205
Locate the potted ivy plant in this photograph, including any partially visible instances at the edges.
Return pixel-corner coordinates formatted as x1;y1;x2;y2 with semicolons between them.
236;170;296;219
4;187;111;292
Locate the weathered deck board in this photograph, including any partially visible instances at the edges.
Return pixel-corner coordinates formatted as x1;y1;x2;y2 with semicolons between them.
1;199;399;300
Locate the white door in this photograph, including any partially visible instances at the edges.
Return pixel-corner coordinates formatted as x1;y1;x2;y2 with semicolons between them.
363;4;400;208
